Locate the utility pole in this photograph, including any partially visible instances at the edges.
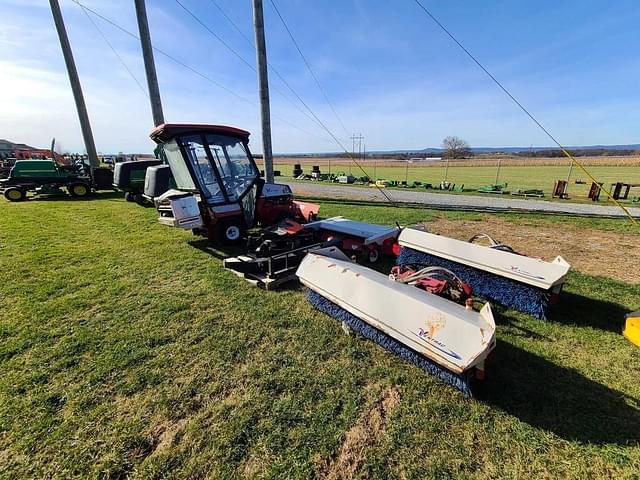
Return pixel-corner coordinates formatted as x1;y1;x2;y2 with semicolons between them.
49;0;99;168
134;0;164;126
350;135;355;175
350;133;364;176
252;0;274;183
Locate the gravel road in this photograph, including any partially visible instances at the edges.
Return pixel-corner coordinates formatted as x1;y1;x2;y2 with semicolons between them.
283;181;640;218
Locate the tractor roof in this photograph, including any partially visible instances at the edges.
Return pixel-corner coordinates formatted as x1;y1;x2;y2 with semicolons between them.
150;123;250;143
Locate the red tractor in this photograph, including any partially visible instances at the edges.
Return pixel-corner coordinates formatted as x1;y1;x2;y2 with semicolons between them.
150;124;319;244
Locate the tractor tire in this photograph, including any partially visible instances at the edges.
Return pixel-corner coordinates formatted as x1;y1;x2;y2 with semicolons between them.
4;187;26;202
124;192;135;202
363;248;380;264
68;182;91;198
133;193;146;206
215;217;245;246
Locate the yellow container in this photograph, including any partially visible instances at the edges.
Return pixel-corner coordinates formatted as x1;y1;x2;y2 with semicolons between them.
623;312;640;347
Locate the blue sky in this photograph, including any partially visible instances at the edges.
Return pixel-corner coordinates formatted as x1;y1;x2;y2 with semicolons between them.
1;0;639;154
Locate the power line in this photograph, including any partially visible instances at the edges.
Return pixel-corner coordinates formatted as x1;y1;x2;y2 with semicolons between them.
207;0;255;47
78;3;148;97
181;0;382;197
411;0;636;223
174;0;255;71
204;0;313;108
268;0;350;137
173;0;330;137
72;0;391;201
203;0;334;134
70;0;329;142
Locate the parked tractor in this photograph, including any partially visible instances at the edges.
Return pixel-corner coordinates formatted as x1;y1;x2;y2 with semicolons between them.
0;158;113;202
149;123;319;244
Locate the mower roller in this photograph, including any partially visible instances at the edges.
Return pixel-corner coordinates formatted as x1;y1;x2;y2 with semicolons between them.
149;123;319;245
396;227;571;319
297;247;496;396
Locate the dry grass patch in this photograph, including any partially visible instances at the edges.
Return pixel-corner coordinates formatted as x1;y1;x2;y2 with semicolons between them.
315;387;401;480
428;216;640;284
149;418;189;456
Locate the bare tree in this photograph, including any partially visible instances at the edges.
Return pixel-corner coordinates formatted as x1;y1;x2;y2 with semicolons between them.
442;136;471;159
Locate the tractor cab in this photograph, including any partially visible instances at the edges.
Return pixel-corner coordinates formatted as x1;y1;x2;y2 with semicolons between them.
150;123;319;244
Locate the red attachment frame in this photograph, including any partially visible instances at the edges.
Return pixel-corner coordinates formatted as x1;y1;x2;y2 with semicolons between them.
255;198;320;225
390;265;473;303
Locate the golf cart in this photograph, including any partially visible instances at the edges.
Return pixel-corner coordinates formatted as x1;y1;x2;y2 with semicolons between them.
150;124;319;244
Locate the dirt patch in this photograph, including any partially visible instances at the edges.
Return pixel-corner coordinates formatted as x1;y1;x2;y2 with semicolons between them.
240;452;265;478
315;387;401;480
427;216;639;284
148;418;188;456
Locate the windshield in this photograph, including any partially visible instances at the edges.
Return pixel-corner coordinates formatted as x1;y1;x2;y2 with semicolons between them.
166;132;257;204
163;140;196;191
206;134;257;201
179;135;225;202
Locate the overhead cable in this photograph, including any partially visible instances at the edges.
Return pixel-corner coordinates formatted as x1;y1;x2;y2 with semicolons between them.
79;4;148;97
71;0;331;142
411;0;636;223
269;0;350;137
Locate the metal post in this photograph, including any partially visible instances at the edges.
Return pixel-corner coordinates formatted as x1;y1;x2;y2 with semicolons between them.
494;158;502;184
566;160;574;183
134;0;164;127
564;159;574;197
443;157;449;183
252;0;274;183
405;160;409;184
49;0;99;168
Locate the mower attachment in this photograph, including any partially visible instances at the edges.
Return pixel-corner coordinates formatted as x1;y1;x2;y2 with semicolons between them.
297;248;496;378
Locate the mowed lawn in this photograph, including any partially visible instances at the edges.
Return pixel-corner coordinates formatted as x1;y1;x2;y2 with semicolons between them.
274;163;640;200
0;193;639;479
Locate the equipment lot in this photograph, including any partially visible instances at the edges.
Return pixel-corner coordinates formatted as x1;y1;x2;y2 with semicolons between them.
0;195;638;479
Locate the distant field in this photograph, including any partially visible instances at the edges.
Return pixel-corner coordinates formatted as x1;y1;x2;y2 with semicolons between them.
272;156;640;200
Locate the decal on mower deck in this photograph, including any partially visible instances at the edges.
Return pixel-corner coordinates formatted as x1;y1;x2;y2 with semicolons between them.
414;329;462;360
504;265;546;281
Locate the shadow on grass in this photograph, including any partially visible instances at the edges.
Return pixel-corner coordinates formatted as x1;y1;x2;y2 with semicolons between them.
25;190;125;202
479;340;640;445
188;239;244;260
549;291;628;333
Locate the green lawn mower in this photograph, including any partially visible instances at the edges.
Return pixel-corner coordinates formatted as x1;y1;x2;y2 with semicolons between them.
112;159;163;204
0;159;113;202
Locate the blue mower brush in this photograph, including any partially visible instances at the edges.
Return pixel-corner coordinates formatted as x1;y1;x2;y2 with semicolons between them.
297;247;496;396
396;228;571;320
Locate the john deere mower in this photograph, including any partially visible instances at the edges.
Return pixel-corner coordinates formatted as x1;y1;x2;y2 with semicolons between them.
149;123;319;244
0;158;113;202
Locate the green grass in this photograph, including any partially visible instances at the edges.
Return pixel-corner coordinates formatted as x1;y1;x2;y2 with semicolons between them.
1;193;639;479
275;162;640;201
